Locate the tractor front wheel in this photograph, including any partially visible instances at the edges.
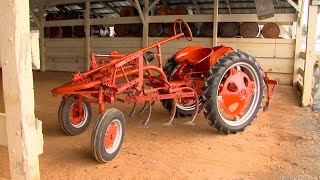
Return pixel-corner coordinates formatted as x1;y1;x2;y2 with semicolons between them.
58;95;92;135
91;108;126;163
203;51;264;134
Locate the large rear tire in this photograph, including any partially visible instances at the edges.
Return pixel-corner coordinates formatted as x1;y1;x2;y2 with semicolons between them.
202;51;264;134
161;57;200;117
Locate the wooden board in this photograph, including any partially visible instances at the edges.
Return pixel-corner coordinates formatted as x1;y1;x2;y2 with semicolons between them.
0;113;7;147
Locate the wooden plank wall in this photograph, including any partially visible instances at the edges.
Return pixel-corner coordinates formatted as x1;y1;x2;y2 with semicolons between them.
45;37;294;85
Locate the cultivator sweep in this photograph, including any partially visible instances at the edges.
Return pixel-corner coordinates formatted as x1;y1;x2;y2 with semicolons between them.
52;19;278;162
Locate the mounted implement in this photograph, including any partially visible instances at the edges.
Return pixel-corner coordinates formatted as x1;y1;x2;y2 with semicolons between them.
52;19;277;163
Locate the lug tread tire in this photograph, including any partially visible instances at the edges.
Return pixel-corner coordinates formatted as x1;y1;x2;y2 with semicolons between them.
202;51;264;134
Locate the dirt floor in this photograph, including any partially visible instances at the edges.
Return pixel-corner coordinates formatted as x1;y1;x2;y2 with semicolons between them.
0;71;320;179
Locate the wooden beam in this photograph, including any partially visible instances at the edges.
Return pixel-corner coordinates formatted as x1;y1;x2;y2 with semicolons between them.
101;2;120;16
191;0;201;14
0;114;7;147
30;30;40;70
128;0;137;8
292;0;303;85
302;5;318;107
39;6;47;72
225;0;232;14
134;0;147;27
287;0;301;13
213;0;219;46
298;67;304;78
143;0;149;47
0;0;41;179
85;0;91;70
144;0;160;14
30;8;40;27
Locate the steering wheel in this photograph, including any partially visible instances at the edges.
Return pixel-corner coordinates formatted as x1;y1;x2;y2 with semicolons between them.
174;19;193;41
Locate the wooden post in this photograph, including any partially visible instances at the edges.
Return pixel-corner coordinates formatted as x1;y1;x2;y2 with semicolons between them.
302;5;318;106
0;0;41;179
85;0;91;70
292;0;303;85
213;0;219;46
39;6;46;72
143;0;149;47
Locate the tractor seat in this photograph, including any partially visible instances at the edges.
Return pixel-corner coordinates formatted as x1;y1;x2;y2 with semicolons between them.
174;47;213;65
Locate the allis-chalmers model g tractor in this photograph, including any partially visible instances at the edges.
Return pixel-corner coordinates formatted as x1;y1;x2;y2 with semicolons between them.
52;19;277;163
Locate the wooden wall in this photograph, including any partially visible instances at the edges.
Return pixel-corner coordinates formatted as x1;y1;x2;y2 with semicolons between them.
45;37;294;85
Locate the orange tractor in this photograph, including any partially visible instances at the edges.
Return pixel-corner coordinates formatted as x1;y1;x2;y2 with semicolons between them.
52;19;277;162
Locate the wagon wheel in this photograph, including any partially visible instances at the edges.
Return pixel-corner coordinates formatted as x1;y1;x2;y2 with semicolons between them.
91;108;126;162
58;95;92;135
202;51;264;134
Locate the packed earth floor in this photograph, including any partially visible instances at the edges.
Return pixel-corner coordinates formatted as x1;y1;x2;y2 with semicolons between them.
0;71;320;179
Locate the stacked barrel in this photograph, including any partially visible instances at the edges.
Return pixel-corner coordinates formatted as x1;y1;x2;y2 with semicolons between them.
44;11;110;38
114;6;143;37
43;5;281;39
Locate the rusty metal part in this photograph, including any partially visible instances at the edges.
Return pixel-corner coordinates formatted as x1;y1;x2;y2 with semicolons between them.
254;0;275;20
240;22;260;38
261;23;280;38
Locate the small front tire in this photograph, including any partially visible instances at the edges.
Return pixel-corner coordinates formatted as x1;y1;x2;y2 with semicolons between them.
91;108;126;163
58;95;92;135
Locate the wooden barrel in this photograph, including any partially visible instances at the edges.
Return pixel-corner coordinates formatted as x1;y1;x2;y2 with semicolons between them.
200;22;213;37
68;11;84;38
149;23;163;37
219;22;240;37
55;11;66;20
240;22;260;38
61;26;73;38
120;6;136;17
173;6;193;15
261;23;280;38
155;6;173;15
129;24;143;37
45;12;55;21
49;27;62;38
115;24;130;37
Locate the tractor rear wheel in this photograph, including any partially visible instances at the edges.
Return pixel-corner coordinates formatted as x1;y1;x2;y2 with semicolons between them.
58;95;92;135
161;57;201;117
202;51;264;134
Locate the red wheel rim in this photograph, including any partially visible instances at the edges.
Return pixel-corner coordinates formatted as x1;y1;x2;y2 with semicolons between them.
69;103;86;127
218;65;256;119
104;121;118;150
